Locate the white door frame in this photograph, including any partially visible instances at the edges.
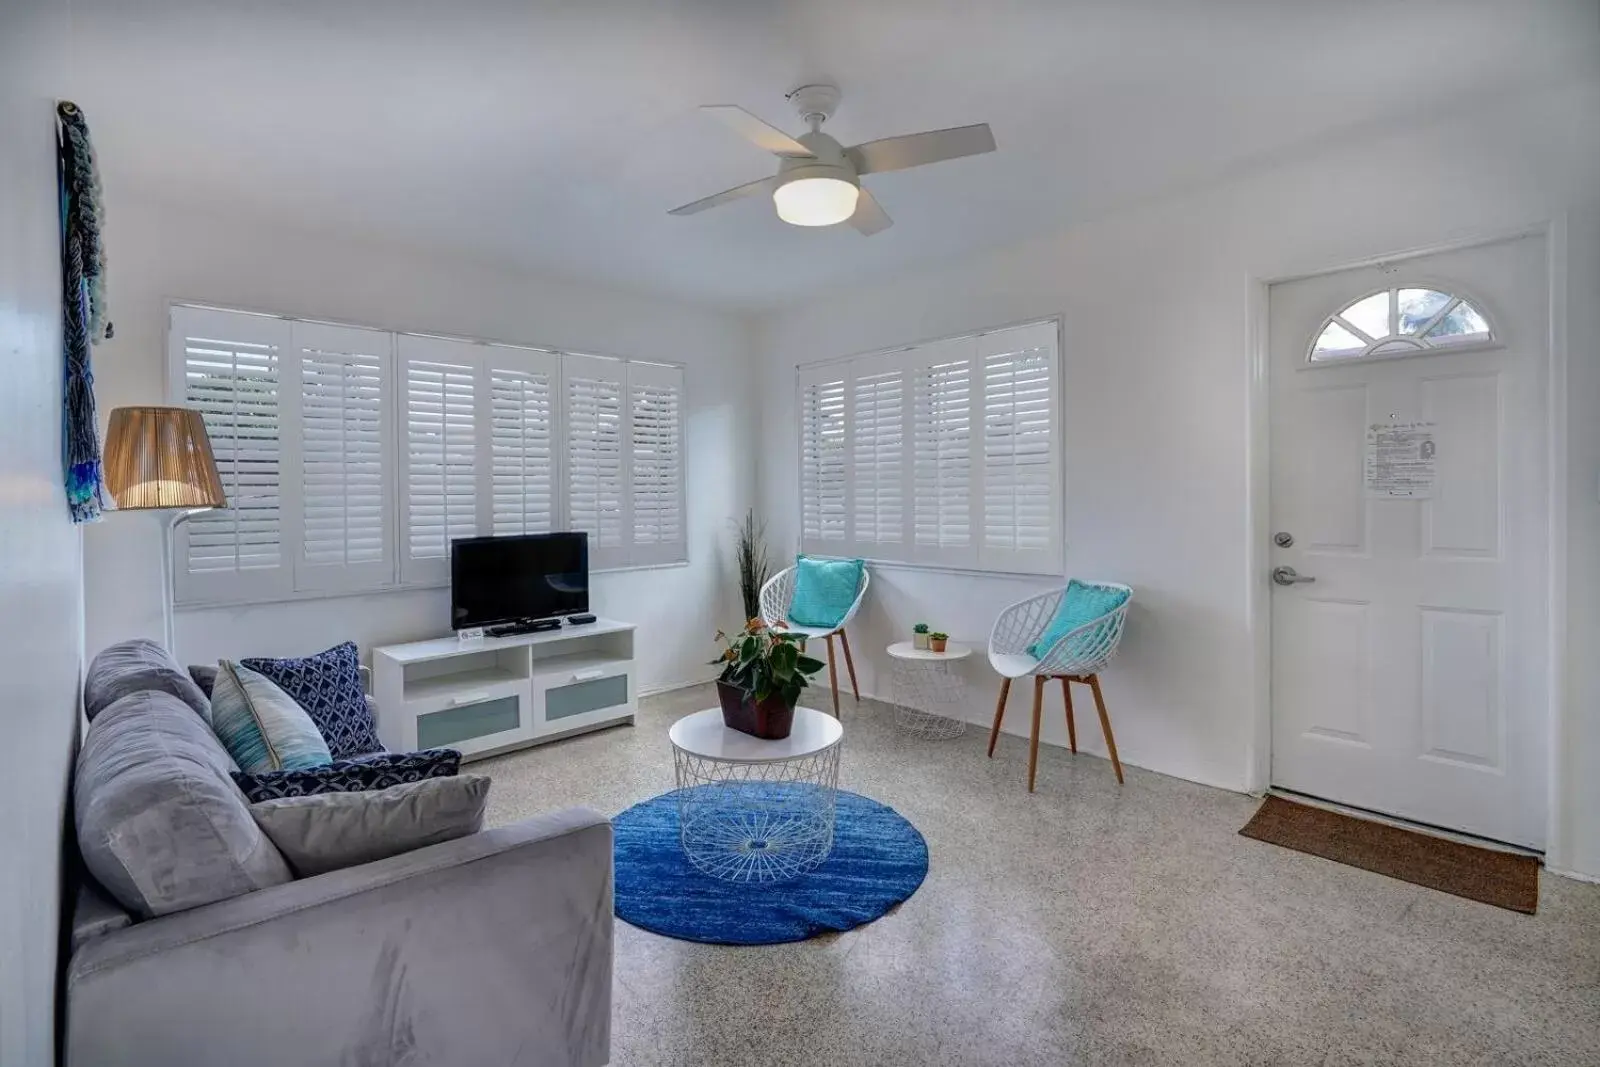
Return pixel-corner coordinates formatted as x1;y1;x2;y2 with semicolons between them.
1244;218;1570;862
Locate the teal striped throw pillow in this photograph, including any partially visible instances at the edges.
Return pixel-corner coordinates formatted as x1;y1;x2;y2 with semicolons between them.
211;661;332;774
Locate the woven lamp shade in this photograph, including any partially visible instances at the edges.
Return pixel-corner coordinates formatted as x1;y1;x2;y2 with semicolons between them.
103;406;227;511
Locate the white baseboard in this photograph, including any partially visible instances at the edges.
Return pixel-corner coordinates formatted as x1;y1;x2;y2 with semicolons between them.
638;673;718;699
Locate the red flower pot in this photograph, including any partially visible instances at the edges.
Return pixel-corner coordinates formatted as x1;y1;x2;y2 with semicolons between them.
716;680;795;740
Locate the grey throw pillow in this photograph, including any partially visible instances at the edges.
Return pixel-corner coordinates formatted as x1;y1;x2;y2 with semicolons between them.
249;775;490;877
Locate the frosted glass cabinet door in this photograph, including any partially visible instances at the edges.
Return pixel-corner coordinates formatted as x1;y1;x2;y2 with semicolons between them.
417;695;523;750
534;667;635;734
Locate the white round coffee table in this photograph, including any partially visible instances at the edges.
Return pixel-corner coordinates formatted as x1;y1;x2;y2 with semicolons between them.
668;706;843;883
887;641;972;740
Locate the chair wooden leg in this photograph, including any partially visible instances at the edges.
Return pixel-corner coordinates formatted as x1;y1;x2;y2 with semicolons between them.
1087;673;1124;784
837;628;860;701
824;634;840;717
1059;676;1077;753
988;678;1011;757
1028;676;1045;792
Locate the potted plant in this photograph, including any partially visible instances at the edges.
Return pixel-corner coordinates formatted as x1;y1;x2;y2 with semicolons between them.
929;631;949;654
912;622;931;650
710;620;827;739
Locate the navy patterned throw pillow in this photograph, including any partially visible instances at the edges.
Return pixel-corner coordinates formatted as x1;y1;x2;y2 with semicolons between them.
242;642;382;759
231;748;462;803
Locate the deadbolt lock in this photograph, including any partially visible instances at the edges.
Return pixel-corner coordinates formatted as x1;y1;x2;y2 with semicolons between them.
1273;531;1294;548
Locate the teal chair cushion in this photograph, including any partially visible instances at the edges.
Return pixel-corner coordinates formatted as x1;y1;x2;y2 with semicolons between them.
788;556;865;630
1028;580;1130;660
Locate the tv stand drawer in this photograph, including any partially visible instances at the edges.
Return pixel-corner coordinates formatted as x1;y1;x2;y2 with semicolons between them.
532;659;635;735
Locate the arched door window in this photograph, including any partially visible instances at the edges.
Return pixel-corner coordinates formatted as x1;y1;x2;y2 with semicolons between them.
1309;287;1493;363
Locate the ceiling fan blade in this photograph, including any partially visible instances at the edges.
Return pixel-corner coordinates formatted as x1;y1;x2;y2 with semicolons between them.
846;123;996;175
667;176;774;216
700;105;814;158
849;187;892;236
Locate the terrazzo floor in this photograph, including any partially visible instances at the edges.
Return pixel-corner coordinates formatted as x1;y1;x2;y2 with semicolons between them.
477;684;1600;1067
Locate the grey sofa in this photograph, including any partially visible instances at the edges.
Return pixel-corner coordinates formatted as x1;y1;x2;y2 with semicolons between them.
66;640;613;1067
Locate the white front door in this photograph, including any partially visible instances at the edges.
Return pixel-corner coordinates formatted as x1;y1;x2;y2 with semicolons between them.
1268;234;1549;848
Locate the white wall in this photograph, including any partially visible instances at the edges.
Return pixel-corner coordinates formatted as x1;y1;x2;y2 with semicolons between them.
755;83;1600;873
0;3;83;1064
85;196;757;693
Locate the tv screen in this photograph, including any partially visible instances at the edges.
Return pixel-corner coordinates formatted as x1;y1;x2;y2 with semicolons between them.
450;532;589;630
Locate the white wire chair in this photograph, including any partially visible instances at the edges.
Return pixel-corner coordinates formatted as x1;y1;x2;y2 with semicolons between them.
759;564;871;717
986;581;1132;791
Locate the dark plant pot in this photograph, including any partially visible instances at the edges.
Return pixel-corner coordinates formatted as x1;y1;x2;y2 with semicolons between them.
716;680;795;740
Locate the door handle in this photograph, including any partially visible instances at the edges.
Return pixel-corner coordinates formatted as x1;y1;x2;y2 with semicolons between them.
1272;566;1316;587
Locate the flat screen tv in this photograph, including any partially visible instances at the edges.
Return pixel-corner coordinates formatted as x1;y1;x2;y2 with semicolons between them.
450;532;589;630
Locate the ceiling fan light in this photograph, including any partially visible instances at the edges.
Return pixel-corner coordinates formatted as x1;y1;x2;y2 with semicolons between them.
773;176;859;227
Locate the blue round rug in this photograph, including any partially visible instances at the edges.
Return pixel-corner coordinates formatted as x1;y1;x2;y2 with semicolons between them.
613;788;929;945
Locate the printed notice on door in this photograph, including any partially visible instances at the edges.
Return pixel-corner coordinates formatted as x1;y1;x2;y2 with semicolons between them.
1365;421;1436;498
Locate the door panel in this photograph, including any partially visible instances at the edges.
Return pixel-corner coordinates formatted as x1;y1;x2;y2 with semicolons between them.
1268;234;1547;848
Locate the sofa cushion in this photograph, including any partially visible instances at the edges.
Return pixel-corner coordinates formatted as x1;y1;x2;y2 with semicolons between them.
250;774;490;877
242;642;382;758
75;690;293;918
230;748;462;803
210;661;333;774
84;639;211;724
188;663;217;697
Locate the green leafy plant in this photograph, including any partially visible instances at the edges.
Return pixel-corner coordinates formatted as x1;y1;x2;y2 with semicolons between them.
733;508;771;623
711;620;826;708
930;632;948;642
912;622;930;634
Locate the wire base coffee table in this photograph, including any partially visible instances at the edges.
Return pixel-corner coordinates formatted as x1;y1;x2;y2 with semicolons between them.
669;706;843;883
887;641;972;740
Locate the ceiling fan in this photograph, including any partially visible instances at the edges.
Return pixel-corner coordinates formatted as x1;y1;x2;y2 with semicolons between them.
669;83;996;235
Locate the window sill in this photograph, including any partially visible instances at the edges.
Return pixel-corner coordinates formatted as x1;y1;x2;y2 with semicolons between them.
801;554;1065;582
174;559;691;612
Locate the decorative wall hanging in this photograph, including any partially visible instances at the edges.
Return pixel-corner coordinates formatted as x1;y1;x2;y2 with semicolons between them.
57;100;110;523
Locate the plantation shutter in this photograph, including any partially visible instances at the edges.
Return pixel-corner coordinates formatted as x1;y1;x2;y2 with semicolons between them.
627;361;686;565
290;322;393;592
979;321;1060;573
848;352;908;553
399;334;479;584
483;346;560;539
796;318;1060;575
565;353;628;569
798;366;848;554
911;336;978;567
170;305;293;604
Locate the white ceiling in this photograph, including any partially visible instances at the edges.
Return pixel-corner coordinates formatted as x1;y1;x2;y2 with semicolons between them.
61;0;1600;310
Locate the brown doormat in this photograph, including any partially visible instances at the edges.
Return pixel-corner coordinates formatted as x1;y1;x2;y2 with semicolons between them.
1240;796;1539;914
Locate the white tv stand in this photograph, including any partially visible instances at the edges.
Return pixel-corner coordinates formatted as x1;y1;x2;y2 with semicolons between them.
372;618;635;762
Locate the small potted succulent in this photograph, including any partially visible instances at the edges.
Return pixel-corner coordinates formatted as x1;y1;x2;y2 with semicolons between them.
912;622;931;651
928;631;949;654
710;620;826;740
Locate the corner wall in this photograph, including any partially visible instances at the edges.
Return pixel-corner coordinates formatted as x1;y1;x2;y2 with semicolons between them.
84;196;758;693
0;3;85;1064
754;82;1600;874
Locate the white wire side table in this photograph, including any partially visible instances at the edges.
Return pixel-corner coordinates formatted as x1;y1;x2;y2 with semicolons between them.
887;641;972;740
668;706;843;883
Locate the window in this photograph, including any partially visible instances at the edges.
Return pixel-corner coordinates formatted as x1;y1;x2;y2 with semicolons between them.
798;319;1062;575
1310;287;1493;362
169;304;686;606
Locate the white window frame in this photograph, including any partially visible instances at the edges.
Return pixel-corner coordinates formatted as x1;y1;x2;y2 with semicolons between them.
167;302;687;608
796;317;1064;577
1306;284;1499;366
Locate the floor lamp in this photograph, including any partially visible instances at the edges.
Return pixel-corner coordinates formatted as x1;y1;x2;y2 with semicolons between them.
102;406;227;653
